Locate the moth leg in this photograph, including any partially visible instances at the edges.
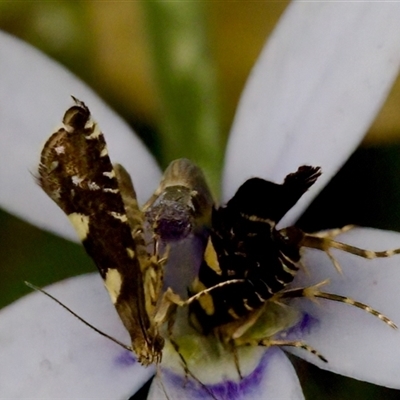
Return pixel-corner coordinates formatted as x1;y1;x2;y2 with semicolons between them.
154;281;247;371
155;366;172;400
153;292;191;386
314;292;397;329
167;338;218;399
231;343;243;380
245;338;327;363
185;279;246;306
279;280;397;329
155;278;246;321
310;224;354;238
153;289;218;399
155;279;240;326
168;338;190;387
154;280;248;386
281;225;400;274
152;288;179;329
226;297;328;363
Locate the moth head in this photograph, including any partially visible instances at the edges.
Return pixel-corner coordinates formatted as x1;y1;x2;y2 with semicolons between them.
63;97;91;130
145;186;195;241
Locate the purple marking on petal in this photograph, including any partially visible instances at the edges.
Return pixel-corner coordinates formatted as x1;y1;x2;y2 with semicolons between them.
114;349;137;368
284;312;320;339
161;349;275;399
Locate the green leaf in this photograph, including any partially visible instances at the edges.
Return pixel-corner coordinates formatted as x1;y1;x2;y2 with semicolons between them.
143;2;222;196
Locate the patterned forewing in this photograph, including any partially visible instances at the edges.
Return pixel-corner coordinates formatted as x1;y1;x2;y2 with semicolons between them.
38;99;162;364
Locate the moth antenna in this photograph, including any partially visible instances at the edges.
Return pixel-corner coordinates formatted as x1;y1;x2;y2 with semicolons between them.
25;281;132;351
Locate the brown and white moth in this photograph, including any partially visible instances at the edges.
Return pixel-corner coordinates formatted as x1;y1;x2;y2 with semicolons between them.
38;97;214;366
38;98;165;364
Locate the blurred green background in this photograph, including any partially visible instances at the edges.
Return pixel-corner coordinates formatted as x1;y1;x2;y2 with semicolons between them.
1;2;400;399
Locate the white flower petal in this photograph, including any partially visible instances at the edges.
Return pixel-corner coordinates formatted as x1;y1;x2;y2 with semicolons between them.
148;348;304;400
0;31;160;241
0;273;153;398
223;2;400;225
287;228;400;388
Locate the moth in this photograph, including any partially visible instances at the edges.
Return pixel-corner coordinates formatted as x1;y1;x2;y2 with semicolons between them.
189;166;399;362
37;98;213;366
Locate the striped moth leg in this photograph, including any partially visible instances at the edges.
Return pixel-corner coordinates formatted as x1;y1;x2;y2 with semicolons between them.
280;225;400;274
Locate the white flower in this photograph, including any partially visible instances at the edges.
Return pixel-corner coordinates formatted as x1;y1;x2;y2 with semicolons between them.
1;2;400;399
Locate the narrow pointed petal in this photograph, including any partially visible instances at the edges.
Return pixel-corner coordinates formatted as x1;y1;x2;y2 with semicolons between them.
0;31;160;241
0;273;153;398
288;228;400;388
223;2;400;225
148;348;304;400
